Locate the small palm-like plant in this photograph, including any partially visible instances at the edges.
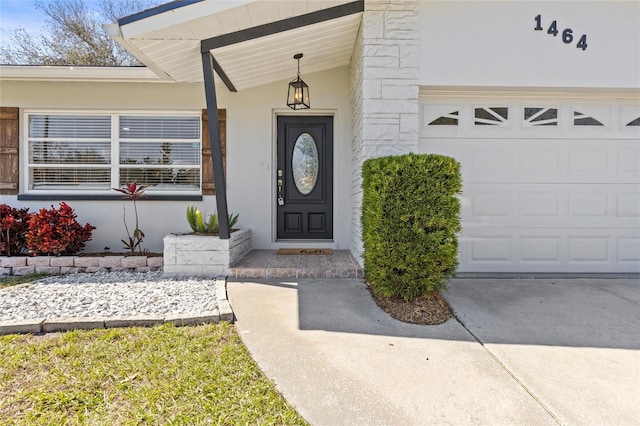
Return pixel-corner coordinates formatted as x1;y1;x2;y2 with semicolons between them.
186;206;239;234
112;182;152;253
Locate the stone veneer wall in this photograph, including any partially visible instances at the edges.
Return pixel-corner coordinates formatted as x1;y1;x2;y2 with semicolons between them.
350;0;421;262
0;256;163;276
163;229;251;278
350;18;365;264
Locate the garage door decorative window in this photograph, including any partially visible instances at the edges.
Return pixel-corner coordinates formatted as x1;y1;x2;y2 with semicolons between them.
524;107;558;127
474;107;509;126
573;111;604;126
429;111;459;126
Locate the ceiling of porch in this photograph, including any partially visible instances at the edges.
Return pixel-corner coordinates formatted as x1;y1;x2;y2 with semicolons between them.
108;0;363;91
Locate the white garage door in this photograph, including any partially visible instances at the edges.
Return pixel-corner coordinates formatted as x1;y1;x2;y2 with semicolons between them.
420;94;640;273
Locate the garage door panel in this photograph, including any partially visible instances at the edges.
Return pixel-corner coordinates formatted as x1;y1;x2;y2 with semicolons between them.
568;237;610;263
422;139;639;183
519;192;559;217
568;149;609;173
616;192;640;217
463;183;639;228
618;237;640;263
470;191;510;217
568;192;609;217
617;149;640;174
471;149;513;175
518;150;560;173
566;188;639;227
520;236;562;262
469;236;512;263
460;228;640;273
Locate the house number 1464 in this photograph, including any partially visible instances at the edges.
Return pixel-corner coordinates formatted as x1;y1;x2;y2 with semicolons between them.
534;15;588;50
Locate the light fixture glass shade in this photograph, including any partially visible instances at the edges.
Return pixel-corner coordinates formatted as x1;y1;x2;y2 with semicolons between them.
287;76;310;110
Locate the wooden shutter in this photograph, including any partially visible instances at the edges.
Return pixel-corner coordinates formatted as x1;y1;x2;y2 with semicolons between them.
0;107;19;195
201;109;226;195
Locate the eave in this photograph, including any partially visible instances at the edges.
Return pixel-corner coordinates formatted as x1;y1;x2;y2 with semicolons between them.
0;65;165;83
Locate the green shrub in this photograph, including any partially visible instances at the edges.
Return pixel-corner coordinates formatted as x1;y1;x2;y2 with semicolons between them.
361;153;462;301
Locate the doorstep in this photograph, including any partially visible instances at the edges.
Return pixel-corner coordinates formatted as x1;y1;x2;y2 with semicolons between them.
229;250;363;279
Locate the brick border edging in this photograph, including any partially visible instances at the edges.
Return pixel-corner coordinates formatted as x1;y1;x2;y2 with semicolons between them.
0;255;164;276
0;278;234;335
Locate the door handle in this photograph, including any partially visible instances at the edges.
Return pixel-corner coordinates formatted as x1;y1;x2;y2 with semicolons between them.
277;170;285;206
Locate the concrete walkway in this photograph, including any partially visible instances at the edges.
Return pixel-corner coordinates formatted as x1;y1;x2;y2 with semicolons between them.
227;278;640;425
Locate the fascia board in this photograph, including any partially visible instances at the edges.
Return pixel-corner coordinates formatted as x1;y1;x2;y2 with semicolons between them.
104;23;174;81
119;0;254;39
0;65;165;82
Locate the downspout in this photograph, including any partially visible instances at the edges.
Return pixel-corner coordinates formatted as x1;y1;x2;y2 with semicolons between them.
201;51;230;239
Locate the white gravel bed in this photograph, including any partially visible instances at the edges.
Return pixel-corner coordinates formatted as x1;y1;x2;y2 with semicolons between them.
0;271;218;321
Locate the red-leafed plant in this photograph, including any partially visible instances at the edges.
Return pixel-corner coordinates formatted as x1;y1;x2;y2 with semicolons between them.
112;182;151;253
0;204;32;256
25;202;95;255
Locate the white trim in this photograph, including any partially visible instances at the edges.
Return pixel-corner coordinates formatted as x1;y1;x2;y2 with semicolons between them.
103;26;176;82
420;87;640;101
0;66;165;83
117;1;254;39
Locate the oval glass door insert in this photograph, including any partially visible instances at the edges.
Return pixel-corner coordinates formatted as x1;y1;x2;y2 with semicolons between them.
292;132;319;195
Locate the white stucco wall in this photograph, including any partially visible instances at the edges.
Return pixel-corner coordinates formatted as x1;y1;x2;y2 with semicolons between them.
0;66;353;253
420;1;640;89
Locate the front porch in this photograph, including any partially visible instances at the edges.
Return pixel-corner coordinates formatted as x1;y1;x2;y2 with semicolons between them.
230;250;362;279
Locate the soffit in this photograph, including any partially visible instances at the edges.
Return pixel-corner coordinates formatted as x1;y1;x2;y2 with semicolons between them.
211;14;360;91
114;0;362;90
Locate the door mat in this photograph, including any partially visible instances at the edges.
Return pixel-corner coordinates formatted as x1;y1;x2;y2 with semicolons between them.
276;248;333;255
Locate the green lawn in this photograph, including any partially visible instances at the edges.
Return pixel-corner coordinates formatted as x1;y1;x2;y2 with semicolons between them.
0;323;307;425
0;273;50;288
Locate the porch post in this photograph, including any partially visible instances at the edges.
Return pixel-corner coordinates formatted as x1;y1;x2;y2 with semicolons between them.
201;51;230;239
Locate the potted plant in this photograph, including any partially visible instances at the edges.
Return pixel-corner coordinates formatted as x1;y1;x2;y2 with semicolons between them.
163;206;250;278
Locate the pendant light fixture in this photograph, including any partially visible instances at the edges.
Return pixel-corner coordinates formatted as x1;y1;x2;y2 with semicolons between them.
287;53;310;110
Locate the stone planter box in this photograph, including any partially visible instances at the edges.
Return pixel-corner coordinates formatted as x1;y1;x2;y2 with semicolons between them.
163;229;251;278
0;255;163;276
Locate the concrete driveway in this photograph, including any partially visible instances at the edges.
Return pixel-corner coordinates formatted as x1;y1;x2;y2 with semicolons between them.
227;277;639;425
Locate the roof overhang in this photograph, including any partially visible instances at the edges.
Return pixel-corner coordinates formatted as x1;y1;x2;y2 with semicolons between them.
107;0;364;91
0;65;164;82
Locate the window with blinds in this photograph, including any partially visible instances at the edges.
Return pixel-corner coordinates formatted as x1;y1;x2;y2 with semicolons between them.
26;113;201;193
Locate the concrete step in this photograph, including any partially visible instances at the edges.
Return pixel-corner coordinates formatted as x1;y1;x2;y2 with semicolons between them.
229;250;363;279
